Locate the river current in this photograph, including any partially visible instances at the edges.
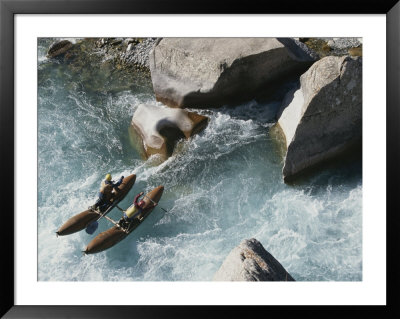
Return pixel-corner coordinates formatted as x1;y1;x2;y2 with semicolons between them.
38;38;362;281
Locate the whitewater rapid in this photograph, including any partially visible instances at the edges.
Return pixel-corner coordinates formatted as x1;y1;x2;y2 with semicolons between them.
38;38;362;281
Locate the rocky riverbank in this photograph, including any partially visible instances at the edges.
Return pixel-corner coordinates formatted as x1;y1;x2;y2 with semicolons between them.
299;37;362;58
94;37;158;71
44;37;362;281
47;37;157;72
147;37;362;181
44;38;157;94
46;36;362;182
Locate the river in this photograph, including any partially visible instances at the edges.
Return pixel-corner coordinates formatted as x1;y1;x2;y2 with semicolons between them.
38;38;362;281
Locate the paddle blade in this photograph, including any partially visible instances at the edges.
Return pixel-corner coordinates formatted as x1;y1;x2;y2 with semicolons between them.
85;221;98;235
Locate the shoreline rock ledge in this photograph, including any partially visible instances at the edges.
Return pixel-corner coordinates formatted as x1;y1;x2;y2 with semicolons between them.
277;55;362;182
130;104;209;160
150;38;318;108
213;238;295;281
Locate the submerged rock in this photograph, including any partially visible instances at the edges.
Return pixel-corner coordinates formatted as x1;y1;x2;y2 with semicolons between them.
277;55;362;182
43;38;154;95
47;40;74;58
213;238;295;281
130;104;209;160
300;37;362;58
150;37;318;108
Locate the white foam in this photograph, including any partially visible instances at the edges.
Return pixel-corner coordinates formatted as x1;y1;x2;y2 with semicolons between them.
37;46;363;283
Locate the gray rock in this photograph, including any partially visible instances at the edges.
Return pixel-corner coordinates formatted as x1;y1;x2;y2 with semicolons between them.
213;238;295;281
150;38;318;108
277;55;362;182
317;37;362;56
124;38;157;69
325;37;362;50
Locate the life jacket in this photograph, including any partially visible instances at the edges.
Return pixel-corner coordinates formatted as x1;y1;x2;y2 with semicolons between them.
125;204;141;219
99;180;114;202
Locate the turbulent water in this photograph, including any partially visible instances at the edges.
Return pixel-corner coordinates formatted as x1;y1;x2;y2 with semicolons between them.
38;38;362;281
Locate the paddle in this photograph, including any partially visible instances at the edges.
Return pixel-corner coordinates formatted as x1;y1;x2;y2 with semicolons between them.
85;221;98;235
85;209;106;235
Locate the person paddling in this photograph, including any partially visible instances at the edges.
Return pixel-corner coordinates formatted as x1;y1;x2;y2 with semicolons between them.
119;191;157;227
90;173;124;211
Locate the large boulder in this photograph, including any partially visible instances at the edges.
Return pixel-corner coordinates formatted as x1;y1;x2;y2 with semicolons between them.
277;55;362;182
130;104;209;160
149;38;318;108
213;238;295;281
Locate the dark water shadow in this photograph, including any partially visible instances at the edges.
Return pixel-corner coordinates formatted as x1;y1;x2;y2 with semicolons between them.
286;140;362;191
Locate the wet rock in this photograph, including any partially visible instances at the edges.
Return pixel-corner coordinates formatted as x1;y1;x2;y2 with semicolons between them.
130;104;209;160
87;37;157;71
150;38;318;108
110;38;123;46
123;38;157;69
300;37;362;58
348;46;362;57
277;55;362;182
298;38;333;58
213;238;295;281
47;40;74;58
124;38;138;45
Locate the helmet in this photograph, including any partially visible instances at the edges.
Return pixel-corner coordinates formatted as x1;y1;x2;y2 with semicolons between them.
105;174;112;181
138;200;146;208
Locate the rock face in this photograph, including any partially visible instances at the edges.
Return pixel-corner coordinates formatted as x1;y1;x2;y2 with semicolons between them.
277;55;362;182
122;38;158;69
47;40;74;58
92;37;157;72
149;38;318;108
130;104;209;160
213;238;294;281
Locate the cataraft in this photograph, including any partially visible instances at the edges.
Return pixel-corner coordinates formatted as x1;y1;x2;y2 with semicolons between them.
83;185;164;254
56;174;136;236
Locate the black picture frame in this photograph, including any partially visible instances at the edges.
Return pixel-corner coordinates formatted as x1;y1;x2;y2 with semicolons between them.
1;0;399;318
